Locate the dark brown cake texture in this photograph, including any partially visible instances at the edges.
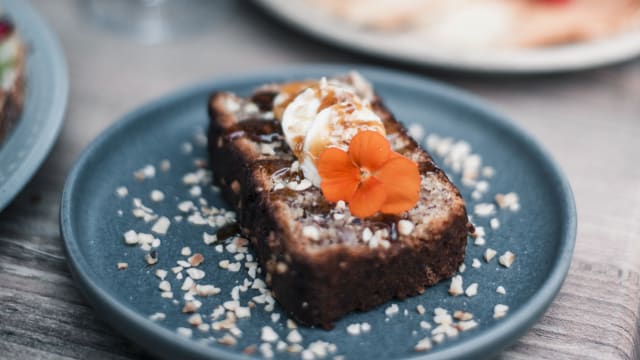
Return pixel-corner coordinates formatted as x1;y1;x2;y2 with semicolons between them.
207;73;470;329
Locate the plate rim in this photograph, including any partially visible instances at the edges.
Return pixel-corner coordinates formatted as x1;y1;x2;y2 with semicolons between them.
253;0;640;74
60;64;577;360
0;0;69;211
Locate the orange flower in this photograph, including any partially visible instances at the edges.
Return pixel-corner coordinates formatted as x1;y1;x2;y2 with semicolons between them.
317;131;421;218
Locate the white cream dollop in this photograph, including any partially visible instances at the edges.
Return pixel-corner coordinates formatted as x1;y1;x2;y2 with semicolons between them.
280;79;386;186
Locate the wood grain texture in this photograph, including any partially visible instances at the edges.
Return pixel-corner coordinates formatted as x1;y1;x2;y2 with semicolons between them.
0;0;639;358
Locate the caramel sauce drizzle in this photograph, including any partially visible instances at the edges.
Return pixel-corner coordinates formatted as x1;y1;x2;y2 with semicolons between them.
272;81;316;120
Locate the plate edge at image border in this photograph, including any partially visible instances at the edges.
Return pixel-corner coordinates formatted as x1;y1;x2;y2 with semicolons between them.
60;64;577;360
0;0;69;211
253;0;640;74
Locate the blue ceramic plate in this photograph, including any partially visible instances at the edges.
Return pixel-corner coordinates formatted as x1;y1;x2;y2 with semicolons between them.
60;65;576;360
0;0;68;211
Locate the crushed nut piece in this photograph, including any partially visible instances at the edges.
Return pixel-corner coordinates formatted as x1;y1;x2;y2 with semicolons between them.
203;232;217;245
235;307;251;318
242;345;257;355
186;268;205;280
453;311;473;321
448;275;464;296
287;179;312;191
158;280;171;292
287;329;302;343
260;343;274;358
181;277;194;291
484;248;497;262
181;142;193;154
414;337;432;352
145;251;158;266
408;123;424;140
346;323;361;336
123;230;138;245
159;159;170;171
271;313;280;323
385;304;399;317
494;304;509;318
261;326;279;342
189;185;202;197
260;143;276;156
223;300;239;311
472;226;486;238
195;284;220;296
432;333;445;344
217;334;237;346
178;201;195;213
361;322;371;332
177;260;191;268
150;190;164;202
495;192;520;211
149;312;165;321
187;313;203;326
474;203;496;217
482;166;495;178
134;165;156;180
499;251;516;268
188;253;204;267
457;320;478;331
227;262;241;272
151;216;171;235
302;225;320;241
182;301;200;313
465;283;478;297
176;327;192;337
397;220;415;235
362;228;373;242
115;186;128;198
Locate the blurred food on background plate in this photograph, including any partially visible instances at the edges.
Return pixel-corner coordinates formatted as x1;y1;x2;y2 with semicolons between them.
0;12;24;144
307;0;640;49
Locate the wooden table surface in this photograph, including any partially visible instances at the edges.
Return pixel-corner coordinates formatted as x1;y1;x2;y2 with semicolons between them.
1;0;639;359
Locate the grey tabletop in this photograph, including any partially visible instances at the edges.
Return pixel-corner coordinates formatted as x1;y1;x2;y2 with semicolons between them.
1;0;639;359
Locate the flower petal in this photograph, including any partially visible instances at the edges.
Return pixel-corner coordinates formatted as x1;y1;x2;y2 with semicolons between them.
375;155;421;214
348;131;391;171
318;147;360;202
349;177;386;218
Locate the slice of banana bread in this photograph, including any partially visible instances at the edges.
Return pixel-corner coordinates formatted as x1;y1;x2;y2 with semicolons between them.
207;72;470;329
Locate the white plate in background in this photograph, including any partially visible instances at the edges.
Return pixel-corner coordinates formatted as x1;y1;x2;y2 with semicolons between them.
255;0;640;73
